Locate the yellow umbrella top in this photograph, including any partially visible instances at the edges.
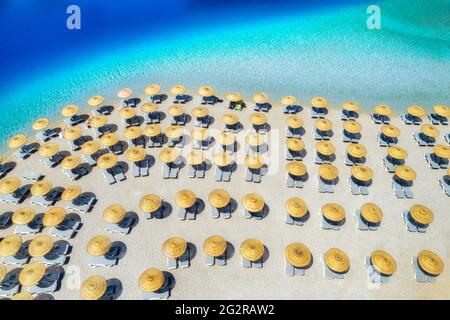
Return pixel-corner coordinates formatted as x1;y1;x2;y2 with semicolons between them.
19;262;46;286
281;96;297;105
11;292;33;300
139;268;165;292
246;132;264;147
387;146;407;160
119;107;136;119
144;84;161;96
198;85;215;97
0;177;21;194
186;150;205;165
409;204;433;225
311;96;328;108
191;127;209;141
370;250;397;275
12;208;36;225
203;236;227;257
285;197;308;218
87;95;105;107
208;189;231;208
285;243;311;268
417;250;444;276
124;126;143;140
32;118;49;131
81;140;101;155
315;118;332;131
286;115;303;129
241;193;265;212
168;104;185;117
421;124;440;138
250;113;267;126
192;106;209;118
30;179;53;196
170;85;187;95
141;102;158;113
38;143;59;157
103;204;126;224
324;248;350;273
213;152;232;167
162;237;187;259
316;141;335;156
7;134;27;149
139;194;162;213
253;92;269;104
159;147;178;163
216;131;236;146
28;235;54;257
80;275;107;300
165;125;183;139
0;265;6;283
117;87;133;99
347;143;367;158
61;155;81;170
360;203;383;224
318;164;339;180
395;165;417;181
286;161;307;177
226;92;243;102
87;235;112;256
373;104;392;116
126;146;146;162
61;105;79;117
286;138;305;151
321;203;345;222
381;124;400;138
407;105;426;117
351;165;374;182
342;101;360;112
343;120;362;134
88;115;108;128
433;144;450;159
43;207;66;227
433;104;450;117
0;235;23;257
245;154;264;169
222;113;239;125
175;189;197;208
61;185;82;201
96;153;118;169
100;132;119;147
63;127;83;141
240;239;264;262
143;124;162;137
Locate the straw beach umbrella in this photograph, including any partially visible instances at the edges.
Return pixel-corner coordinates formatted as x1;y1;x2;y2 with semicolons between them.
28;235;54;257
417;250;444;277
117;88;133;99
373;104;392;116
7;134;27;149
245;154;264;170
208;189;231;209
159;147;178;164
286;116;303;129
12;208;36;226
420;124;440;138
38;143;59;158
216;131;236;147
30;179;53;197
81;140;101;155
226;92;242;102
203;236;227;257
80;275;108;300
285;243;311;268
286;138;305;152
347;143;367;159
240;239;264;262
342;101;360;112
87;235;112;256
316;141;335;157
162;237;187;259
170;85;186;95
370;250;397;276
253;92;269;104
100;133;119;147
360;203;383;225
168;105;185;117
286;162;307;177
119;107;136;120
192;106;209;119
175;190;196;209
32;118;49;131
186;150;205;166
315;119;332;132
433;105;449;118
433;144;450;159
321;203;345;224
145;84;161;96
139;268;165;292
103;204;126;224
61;105;79;118
381;124;400;138
11;292;33;300
408;205;434;226
61;155;81;171
343;120;362;134
19;262;46;286
407;105;426;118
88;95;105;107
43;207;66;228
198;85;214;97
124;126;143;141
241;193;265;213
213;152;232;167
285;197;308;219
143;124;162;138
0;235;22;257
311;96;328;108
165;126;183;140
96;153;118;170
351;165;374;183
324;248;350;274
395;165;417;182
250;113;267;126
387;146;407;161
281;96;297;105
222;113;239;125
140;194;162;215
126;146;146;163
63;127;83;141
88;115;108;129
0;177;21;194
141;103;158;113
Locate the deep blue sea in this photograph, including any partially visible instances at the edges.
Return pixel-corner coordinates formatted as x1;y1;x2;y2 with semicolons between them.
0;0;449;146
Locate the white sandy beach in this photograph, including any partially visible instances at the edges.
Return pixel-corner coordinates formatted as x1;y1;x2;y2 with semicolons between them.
0;93;449;300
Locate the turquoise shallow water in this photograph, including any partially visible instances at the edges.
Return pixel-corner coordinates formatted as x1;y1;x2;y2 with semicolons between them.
0;0;449;148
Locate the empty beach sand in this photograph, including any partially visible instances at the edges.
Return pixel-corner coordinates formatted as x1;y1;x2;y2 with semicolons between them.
0;91;449;300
